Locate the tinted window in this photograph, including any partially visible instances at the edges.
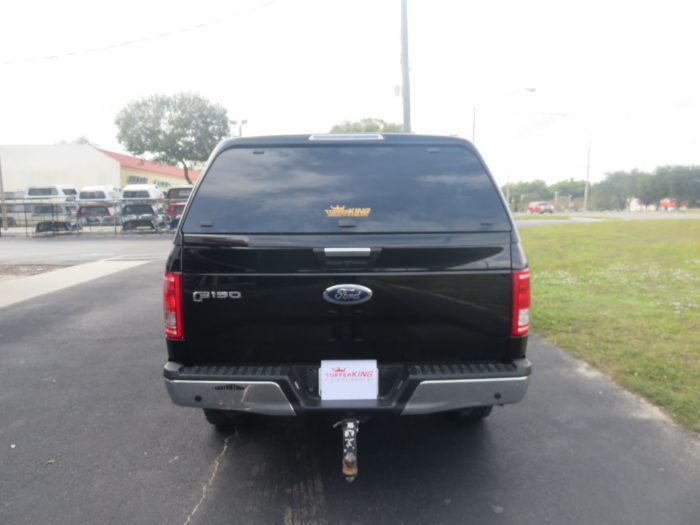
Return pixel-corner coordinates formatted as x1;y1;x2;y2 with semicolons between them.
28;188;58;196
123;204;154;215
33;205;64;214
123;191;149;198
63;189;77;195
80;191;106;199
168;188;192;199
79;207;109;216
183;145;510;233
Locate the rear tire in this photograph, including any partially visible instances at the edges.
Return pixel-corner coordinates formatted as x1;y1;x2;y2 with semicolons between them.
203;409;246;429
451;406;493;421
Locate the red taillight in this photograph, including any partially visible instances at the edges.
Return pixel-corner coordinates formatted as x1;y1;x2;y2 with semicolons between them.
166;203;174;216
163;272;184;339
511;269;530;336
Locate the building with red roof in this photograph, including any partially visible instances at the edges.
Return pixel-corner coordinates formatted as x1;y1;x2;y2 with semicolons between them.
0;144;199;193
98;149;200;186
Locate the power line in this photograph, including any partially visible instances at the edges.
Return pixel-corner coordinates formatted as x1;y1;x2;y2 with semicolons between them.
1;0;276;66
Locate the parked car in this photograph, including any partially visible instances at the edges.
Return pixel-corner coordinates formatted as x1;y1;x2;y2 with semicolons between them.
77;204;121;225
25;185;78;200
527;201;554;214
659;198;689;211
3;203;29;227
166;202;186;229
121;184;164;200
165;186;193;201
0;206;17;227
32;203;81;233
78;185;122;201
162;134;531;481
121;203;166;231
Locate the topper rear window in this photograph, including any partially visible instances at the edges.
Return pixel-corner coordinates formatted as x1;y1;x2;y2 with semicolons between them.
182;145;510;233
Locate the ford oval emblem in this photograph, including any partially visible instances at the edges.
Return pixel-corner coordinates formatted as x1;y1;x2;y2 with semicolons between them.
323;284;373;305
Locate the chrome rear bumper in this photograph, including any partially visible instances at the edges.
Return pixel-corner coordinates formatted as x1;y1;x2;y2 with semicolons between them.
401;376;529;415
164;378;295;415
163;359;531;416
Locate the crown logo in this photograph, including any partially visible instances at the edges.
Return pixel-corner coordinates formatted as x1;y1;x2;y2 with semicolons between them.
325;205;371;217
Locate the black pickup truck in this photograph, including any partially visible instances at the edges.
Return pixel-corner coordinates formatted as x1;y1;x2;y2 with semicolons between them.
162;133;531;479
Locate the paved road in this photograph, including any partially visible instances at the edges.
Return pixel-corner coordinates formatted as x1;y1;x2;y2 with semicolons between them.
0;236;173;265
1;262;699;524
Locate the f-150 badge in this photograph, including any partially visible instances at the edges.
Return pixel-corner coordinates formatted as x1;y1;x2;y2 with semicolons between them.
193;291;242;302
323;284;373;305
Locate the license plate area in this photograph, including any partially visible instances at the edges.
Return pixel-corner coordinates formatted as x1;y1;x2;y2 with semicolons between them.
319;360;378;400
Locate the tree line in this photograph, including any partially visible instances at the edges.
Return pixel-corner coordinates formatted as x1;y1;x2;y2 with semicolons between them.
503;167;700;211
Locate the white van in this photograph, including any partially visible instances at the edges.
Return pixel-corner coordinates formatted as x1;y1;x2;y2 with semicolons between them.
78;185;122;201
25;185;79;200
121;184;164;200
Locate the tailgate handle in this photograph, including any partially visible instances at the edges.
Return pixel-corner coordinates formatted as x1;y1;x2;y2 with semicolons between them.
324;247;372;257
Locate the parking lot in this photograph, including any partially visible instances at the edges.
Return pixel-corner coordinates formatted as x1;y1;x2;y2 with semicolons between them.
1;237;700;524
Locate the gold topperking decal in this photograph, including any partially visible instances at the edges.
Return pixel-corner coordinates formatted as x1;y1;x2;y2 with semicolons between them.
325;205;372;218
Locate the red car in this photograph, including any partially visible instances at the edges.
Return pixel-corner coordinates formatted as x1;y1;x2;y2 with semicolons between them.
527;201;554;214
166;202;186;229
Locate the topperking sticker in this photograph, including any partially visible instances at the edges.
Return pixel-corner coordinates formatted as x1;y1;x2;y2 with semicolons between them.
325;205;372;217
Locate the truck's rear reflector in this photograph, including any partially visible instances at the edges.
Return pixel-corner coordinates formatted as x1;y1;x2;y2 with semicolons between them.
511;269;530;336
163;272;184;339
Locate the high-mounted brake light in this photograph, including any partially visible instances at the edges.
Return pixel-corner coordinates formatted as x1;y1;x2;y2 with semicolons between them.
511;269;530;336
163;271;184;339
308;133;385;141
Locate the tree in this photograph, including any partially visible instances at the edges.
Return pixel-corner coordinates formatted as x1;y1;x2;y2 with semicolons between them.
330;118;402;133
550;178;586;200
501;180;552;211
656;166;700;207
115;92;230;185
589;171;638;210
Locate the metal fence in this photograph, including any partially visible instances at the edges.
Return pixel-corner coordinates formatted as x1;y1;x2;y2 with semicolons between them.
0;198;184;237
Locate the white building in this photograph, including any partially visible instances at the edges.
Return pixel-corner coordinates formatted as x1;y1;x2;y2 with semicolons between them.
0;144;198;194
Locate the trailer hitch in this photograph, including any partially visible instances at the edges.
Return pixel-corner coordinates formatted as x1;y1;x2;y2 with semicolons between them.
334;418;360;482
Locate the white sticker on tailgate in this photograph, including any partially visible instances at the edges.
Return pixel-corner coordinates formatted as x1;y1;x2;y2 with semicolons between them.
319;360;378;400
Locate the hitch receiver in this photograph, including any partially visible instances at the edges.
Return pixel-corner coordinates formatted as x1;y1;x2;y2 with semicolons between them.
337;418;360;482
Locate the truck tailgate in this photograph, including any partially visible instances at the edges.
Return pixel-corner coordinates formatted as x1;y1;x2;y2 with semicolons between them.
176;232;514;363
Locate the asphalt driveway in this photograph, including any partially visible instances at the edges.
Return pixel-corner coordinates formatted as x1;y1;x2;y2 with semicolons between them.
0;262;699;524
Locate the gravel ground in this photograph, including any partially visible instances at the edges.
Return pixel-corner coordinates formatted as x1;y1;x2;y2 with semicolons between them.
0;264;66;281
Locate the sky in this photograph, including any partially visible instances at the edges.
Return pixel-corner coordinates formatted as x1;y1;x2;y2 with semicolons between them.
1;0;699;186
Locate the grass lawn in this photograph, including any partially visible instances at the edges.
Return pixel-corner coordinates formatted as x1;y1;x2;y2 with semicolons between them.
520;220;700;432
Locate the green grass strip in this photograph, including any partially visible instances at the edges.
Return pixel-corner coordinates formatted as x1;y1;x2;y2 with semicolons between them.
520;220;700;432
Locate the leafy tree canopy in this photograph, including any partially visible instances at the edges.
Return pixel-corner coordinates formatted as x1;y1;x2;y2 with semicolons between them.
115;92;230;184
589;166;700;210
330;118;402;133
550;178;586;199
501;179;553;205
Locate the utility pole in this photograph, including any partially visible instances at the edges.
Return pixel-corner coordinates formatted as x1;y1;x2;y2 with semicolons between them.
0;153;6;234
583;139;591;212
400;0;412;133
